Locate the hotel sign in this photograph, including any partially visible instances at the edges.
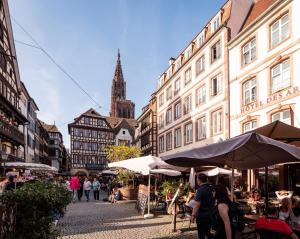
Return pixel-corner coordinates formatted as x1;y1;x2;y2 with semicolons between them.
241;87;299;114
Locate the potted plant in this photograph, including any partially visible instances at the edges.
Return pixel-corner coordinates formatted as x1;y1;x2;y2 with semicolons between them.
117;169;138;200
161;179;180;197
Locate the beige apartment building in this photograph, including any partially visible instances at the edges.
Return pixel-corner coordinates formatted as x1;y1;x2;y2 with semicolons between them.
229;0;300;192
156;0;253;157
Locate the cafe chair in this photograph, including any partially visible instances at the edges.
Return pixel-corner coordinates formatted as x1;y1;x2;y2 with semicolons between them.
256;229;292;239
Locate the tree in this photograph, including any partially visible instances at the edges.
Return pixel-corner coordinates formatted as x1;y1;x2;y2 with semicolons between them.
107;145;142;162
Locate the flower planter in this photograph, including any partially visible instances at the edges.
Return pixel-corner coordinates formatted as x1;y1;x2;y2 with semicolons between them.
119;187;138;200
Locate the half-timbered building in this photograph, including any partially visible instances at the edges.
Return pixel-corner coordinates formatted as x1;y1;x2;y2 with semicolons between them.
0;0;28;163
68;109;115;175
68;108;137;176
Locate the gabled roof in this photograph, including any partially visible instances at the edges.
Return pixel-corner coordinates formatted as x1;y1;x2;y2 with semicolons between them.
41;122;60;134
81;108;103;119
105;116;137;130
242;0;278;30
110;118;136;137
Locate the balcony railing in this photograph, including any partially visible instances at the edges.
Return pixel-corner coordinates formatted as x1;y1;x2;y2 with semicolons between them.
0;118;24;145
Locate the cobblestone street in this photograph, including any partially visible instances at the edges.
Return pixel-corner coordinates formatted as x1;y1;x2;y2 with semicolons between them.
58;193;198;239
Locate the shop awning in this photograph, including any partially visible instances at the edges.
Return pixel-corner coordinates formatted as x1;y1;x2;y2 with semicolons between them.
2;162;58;171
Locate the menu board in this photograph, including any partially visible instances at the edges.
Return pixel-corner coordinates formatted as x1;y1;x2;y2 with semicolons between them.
135;184;148;215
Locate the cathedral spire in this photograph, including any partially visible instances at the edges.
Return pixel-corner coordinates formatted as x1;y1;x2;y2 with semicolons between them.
113;49;124;82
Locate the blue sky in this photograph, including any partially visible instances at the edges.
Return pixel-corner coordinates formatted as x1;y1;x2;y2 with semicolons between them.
9;0;225;148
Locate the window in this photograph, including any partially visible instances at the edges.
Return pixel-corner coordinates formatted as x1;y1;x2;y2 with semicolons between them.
272;109;291;125
198;32;205;47
174;101;182;120
212;109;223;135
212;15;221;33
166;132;172;151
271;59;290;93
196;55;205;75
84;117;91;125
174;78;180;95
74;141;80;150
158;136;164;153
91;143;98;151
243;78;257;105
166;108;172;125
97;119;103;126
196;117;206;140
211;74;222;97
176;59;181;71
174;78;181;95
183;95;192;115
211;41;221;62
159;93;164;107
92;130;97;138
185;48;192;60
166;86;172;100
242;38;256;65
174;127;182;148
158;114;164;129
271;14;289;48
196;85;206;106
243;120;257;133
184;68;192;86
184;123;193;144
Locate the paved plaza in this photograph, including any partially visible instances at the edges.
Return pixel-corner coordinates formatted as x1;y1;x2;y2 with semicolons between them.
58;193;198;239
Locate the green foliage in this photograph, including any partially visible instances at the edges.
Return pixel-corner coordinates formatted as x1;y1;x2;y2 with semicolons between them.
0;181;71;239
161;180;180;196
116;169;136;188
107;145;142;162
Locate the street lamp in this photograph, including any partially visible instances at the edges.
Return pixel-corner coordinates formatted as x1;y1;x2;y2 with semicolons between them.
1;151;8;176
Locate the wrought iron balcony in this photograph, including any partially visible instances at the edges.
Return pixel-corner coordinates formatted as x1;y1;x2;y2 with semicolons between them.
0;118;25;145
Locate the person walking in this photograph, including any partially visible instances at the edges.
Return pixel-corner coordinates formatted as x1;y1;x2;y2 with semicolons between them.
191;173;215;239
213;184;233;239
92;177;100;201
77;177;84;201
70;176;79;203
83;177;92;202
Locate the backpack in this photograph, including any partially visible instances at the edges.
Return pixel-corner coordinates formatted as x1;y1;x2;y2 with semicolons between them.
229;202;245;232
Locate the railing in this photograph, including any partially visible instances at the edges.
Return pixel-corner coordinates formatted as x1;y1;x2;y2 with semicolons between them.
0;119;24;145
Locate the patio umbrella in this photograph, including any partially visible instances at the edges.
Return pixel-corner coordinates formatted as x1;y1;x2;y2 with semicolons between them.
99;169;118;176
201;167;241;177
109;155;185;219
251;120;300;146
189;168;196;189
162;132;300;203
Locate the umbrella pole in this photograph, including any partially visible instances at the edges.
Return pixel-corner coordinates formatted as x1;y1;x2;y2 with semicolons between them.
144;174;154;219
265;167;269;215
231;168;234;201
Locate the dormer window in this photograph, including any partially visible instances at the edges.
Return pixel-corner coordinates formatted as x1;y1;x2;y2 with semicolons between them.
211;15;221;33
198;32;205;47
185;47;193;60
175;59;181;71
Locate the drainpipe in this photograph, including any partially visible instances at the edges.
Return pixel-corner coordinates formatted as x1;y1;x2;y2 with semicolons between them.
225;26;231;140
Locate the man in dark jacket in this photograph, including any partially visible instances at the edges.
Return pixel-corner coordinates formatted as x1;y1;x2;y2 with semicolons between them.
191;173;214;239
